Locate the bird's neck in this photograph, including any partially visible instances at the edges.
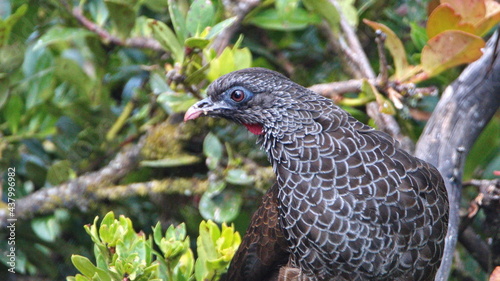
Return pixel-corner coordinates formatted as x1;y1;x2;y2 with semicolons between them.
243;123;265;135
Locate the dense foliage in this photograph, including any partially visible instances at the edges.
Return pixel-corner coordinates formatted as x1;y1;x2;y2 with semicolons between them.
0;0;498;280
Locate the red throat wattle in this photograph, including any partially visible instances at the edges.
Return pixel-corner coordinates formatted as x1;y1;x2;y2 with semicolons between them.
243;123;264;135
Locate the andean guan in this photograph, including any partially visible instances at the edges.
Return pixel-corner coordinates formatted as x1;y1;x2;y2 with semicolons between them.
184;68;449;281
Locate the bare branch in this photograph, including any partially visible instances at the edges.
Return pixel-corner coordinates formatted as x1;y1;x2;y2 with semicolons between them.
95;178;209;200
0;138;145;227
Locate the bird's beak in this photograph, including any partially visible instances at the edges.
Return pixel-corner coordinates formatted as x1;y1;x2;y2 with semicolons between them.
184;97;231;122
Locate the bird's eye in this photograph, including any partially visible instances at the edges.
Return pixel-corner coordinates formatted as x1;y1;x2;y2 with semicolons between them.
230;90;245;102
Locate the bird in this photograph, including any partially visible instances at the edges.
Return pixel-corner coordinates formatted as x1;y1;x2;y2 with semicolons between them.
184;67;449;281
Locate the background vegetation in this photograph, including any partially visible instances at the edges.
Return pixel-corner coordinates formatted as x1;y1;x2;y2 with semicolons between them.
0;0;498;280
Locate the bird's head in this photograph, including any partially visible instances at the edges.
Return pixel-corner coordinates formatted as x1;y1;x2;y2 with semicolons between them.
184;67;323;136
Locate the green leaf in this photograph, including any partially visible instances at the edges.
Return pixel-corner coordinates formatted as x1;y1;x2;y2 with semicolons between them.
206;17;237;39
46;160;75;185
3;94;23;134
0;4;27;46
464;117;500;179
361;80;395;115
31;215;61;242
168;0;188;43
87;0;109;26
186;0;215;36
203;132;223;169
148;19;184;62
157;90;198;114
105;0;136;39
33;27;95;50
199;189;242;223
152;222;162;247
303;0;340;32
71;255;112;281
71;255;97;277
54;57;93;99
206;45;252;81
22;46;55;109
140;155;201;167
410;22;428;51
225;169;254;185
99;212;116;242
185;37;210;49
337;0;358;27
143;0;168;12
206;181;226;196
247;8;320;31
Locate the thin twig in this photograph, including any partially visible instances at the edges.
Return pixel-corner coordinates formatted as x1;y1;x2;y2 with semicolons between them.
309;79;367;99
338;17;376;79
72;7;163;51
261;34;295;76
375;30;389;88
211;0;261;54
458;226;492;272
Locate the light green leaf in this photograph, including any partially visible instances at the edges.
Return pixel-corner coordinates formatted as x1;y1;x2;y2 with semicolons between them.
140;155;201;167
225;169;254;185
206;17;237;39
303;0;340;32
31;215;61;242
185;37;210;49
410;22;428;51
148;19;184;62
87;0;109;26
71;255;112;281
207;45;252;81
71;255;97;277
157;90;198;114
33;27;95;50
203;132;223;168
247;8;320;31
169;0;188;43
54;57;93;99
105;0;136;39
186;0;214;36
0;4;27;46
199;190;242;223
46;160;75;186
3;94;23;134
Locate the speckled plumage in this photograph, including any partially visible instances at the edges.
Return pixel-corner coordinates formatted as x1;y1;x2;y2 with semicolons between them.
185;68;449;281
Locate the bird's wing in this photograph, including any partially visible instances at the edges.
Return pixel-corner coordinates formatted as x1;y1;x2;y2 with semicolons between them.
222;183;290;281
275;110;448;279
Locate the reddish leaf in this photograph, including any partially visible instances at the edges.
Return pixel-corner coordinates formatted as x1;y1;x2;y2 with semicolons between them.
426;4;475;39
490;266;500;281
427;0;441;16
421;30;484;77
441;0;486;24
475;0;500;36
